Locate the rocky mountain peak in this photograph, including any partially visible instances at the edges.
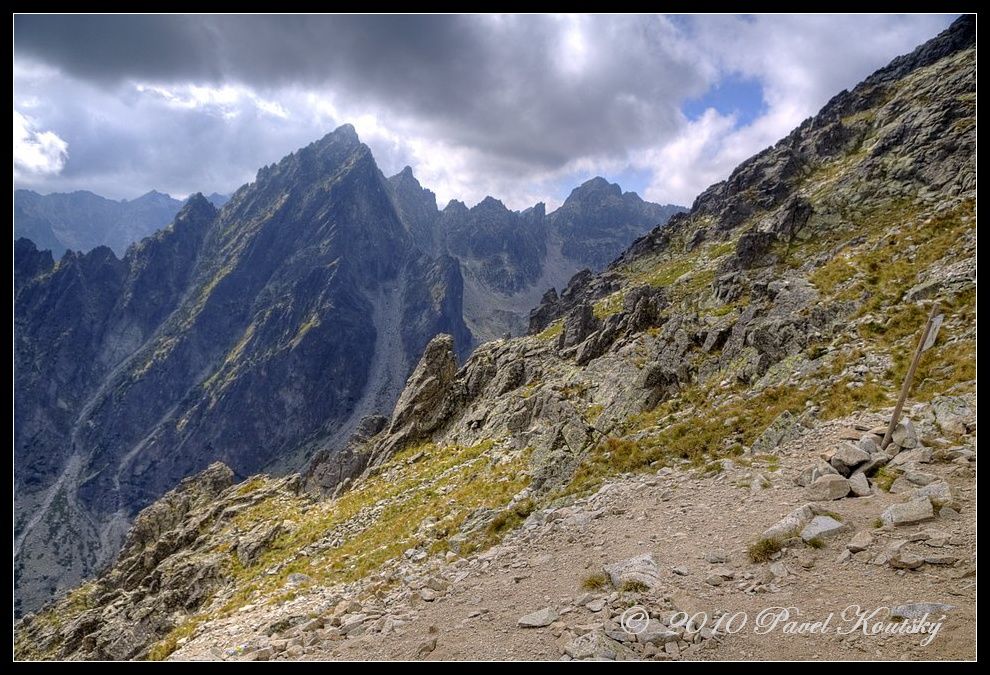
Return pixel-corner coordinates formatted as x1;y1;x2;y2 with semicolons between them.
442;199;469;215
175;192;218;223
134;189;173;204
475;195;509;213
565;176;623;204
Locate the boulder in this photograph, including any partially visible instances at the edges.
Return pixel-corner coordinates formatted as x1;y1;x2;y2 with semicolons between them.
564;630;635;660
518;607;559;628
385;334;459;446
829;443;870;476
913;481;955;508
806;474;851;501
930;395;974;436
751;411;805;455
891;603;955;620
795;461;839;487
881;497;935;526
847;472;872;497
858;435;880;455
558;303;601;350
800;515;848;542
604;554;662;590
762;504;815;540
846;531;874;552
891;419;919;449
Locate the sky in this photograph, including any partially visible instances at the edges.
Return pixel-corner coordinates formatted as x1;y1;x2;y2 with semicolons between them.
14;14;956;210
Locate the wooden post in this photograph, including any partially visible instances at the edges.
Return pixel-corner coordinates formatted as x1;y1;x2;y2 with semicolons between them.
881;302;941;450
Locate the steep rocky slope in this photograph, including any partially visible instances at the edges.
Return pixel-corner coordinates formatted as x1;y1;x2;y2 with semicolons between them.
15;16;975;661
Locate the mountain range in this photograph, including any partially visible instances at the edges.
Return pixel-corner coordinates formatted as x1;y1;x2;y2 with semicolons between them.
14;127;681;615
14;189;229;256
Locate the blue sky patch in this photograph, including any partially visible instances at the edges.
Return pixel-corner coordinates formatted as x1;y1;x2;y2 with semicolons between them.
683;73;766;127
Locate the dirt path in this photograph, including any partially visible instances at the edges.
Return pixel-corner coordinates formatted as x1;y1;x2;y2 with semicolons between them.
173;410;976;661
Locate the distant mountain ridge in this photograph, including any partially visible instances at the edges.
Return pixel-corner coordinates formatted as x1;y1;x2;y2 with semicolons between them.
14;189;229;255
388;169;684;340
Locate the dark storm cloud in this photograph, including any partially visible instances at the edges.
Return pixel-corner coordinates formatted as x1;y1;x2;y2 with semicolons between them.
14;14;956;206
14;14;701;169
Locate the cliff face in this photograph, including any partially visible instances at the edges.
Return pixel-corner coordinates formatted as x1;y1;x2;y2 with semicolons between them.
15;17;975;662
14;126;471;615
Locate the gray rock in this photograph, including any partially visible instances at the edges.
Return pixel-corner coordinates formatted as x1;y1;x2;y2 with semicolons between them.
889;551;925;570
806;474;851;501
930;396;974;436
796;461;838;487
703;550;729;564
751;411;805;455
246;646;273;661
384;334;460;451
604;627;635;643
858;435;880;455
763;504;815;539
284;573;313;587
518;607;559;628
888;476;916;494
881;497;935;526
847;472;871;497
829;443;871;476
604;553;662;589
890;603;955;620
889;447;933;467
638;619;680;645
939;506;960;520
340;614;369;635
564;630;633;660
800;515;848;542
559;303;601;349
416;637;438;656
891;419;919;449
846;531;874;553
913;481;954;508
856;454;891;476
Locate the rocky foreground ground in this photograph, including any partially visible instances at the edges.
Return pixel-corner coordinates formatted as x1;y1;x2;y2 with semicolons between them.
170;397;975;661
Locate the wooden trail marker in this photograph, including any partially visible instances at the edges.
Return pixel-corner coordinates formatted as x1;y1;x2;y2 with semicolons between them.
880;302;942;450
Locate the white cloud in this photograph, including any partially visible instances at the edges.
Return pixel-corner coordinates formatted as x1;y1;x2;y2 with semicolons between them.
13;15;956;209
135;83;289;119
637;14;953;206
13;110;68;177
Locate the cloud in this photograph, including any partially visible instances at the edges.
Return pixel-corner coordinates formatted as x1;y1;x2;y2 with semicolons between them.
639;13;955;206
13;110;68;177
13;14;956;208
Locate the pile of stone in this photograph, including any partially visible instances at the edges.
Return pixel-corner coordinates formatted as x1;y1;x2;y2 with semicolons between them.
796;418;923;501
